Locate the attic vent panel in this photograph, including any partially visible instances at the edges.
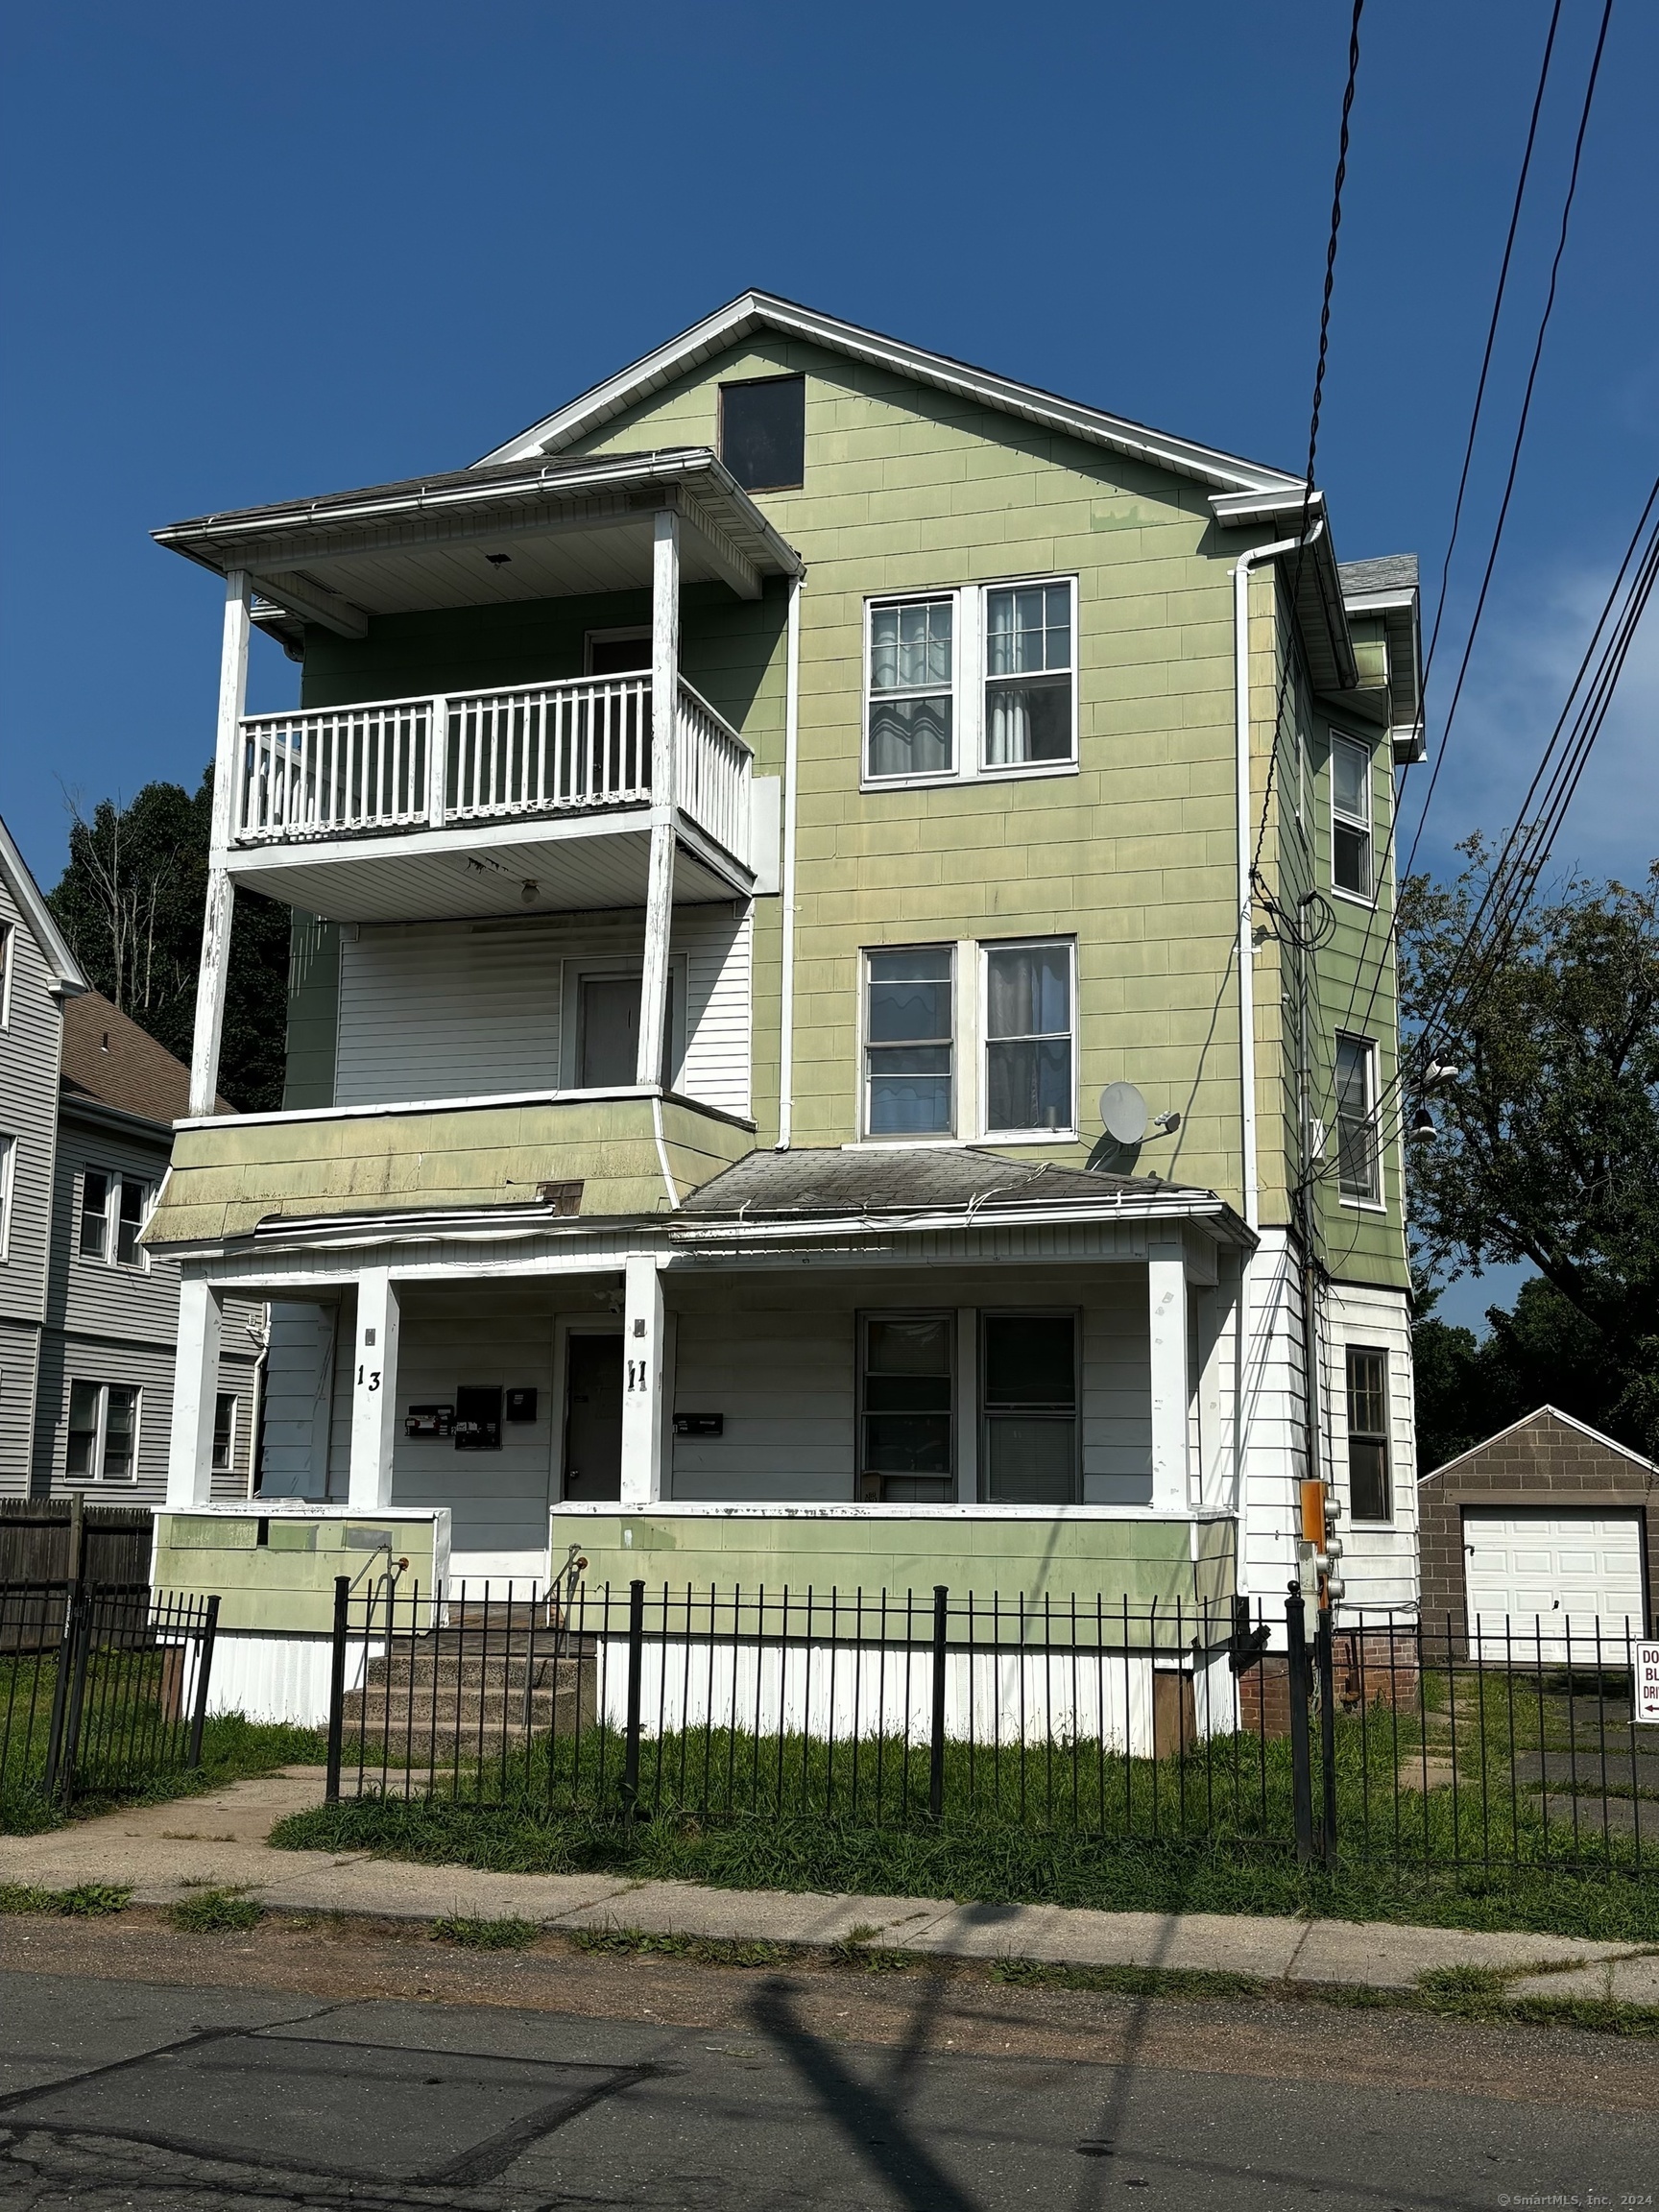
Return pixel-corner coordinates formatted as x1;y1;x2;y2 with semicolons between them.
719;375;805;492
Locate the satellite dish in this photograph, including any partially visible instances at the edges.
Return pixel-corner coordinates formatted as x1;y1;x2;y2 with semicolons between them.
1099;1082;1148;1146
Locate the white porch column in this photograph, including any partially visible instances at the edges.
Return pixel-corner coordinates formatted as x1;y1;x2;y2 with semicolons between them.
637;506;681;1086
188;569;252;1118
620;1254;666;1505
166;1277;224;1506
1148;1238;1191;1513
348;1269;401;1509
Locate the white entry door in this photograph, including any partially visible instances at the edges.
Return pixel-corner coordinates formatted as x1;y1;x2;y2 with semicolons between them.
1463;1509;1647;1659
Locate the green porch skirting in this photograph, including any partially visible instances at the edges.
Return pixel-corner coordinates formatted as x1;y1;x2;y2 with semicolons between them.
550;1506;1236;1615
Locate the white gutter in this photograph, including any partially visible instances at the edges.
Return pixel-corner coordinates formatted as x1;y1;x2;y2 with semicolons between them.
1230;521;1321;1534
1233;526;1317;1232
777;574;803;1149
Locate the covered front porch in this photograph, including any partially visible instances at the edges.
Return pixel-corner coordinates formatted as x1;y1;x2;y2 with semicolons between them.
160;1149;1253;1614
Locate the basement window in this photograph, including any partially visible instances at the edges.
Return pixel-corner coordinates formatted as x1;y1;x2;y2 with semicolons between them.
719;375;805;492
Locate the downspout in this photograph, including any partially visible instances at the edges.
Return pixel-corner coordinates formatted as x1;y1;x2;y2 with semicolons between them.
776;572;803;1149
1230;525;1315;1531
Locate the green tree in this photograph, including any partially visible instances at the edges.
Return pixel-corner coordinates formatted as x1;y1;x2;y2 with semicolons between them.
1402;848;1659;1458
46;771;289;1112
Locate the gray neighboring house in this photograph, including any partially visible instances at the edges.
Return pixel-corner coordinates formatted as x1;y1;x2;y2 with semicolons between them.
0;818;261;1503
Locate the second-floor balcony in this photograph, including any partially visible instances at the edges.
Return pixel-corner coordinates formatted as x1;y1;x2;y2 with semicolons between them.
236;671;750;875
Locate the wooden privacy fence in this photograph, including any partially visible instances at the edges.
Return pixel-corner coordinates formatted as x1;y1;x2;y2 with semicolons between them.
0;1500;153;1592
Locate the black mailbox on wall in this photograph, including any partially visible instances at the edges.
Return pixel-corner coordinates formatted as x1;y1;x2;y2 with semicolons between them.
506;1388;538;1424
454;1386;503;1452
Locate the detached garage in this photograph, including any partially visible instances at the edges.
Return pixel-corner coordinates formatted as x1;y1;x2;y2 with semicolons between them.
1419;1407;1656;1658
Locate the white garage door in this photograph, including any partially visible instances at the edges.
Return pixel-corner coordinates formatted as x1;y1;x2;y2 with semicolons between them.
1463;1510;1646;1659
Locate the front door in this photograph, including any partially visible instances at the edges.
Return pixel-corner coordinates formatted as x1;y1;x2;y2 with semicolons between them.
564;1334;623;1500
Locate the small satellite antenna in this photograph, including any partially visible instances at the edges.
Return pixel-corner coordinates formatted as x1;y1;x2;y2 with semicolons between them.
1099;1082;1148;1146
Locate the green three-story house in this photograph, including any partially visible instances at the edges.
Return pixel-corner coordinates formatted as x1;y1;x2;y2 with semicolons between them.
146;294;1423;1722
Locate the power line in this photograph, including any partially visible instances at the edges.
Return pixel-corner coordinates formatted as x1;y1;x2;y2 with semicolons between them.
1322;0;1616;1131
1248;0;1365;891
1327;0;1566;1049
1320;475;1659;1190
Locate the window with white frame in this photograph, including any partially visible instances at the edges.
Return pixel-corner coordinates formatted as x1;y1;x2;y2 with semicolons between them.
867;598;955;780
1331;733;1374;899
984;583;1074;767
864;947;953;1137
212;1391;239;1475
1345;1346;1391;1521
1334;1034;1382;1202
983;941;1074;1134
66;1381;139;1481
0;923;12;1027
865;580;1079;784
858;1310;953;1502
78;1170;150;1267
0;1134;14;1261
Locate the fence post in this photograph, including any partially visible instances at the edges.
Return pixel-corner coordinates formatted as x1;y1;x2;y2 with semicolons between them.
1315;1605;1338;1870
325;1575;349;1805
928;1585;949;1820
67;1490;86;1599
1286;1588;1316;1866
41;1583;82;1800
620;1579;645;1815
186;1596;221;1771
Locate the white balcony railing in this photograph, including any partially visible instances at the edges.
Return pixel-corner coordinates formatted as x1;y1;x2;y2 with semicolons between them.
234;674;752;868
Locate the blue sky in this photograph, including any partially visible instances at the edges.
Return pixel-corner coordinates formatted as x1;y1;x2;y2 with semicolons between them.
3;1;1654;1326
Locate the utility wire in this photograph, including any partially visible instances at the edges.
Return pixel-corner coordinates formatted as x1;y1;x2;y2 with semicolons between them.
1321;477;1659;1189
1321;0;1615;1141
1328;0;1565;1049
1247;0;1365;895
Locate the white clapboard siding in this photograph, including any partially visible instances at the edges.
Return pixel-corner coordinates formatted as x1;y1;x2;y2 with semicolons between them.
333;910;752;1118
678;906;751;1118
334;924;565;1104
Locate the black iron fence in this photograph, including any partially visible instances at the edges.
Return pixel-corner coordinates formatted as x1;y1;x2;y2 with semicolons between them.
324;1575;1658;1878
0;1581;220;1821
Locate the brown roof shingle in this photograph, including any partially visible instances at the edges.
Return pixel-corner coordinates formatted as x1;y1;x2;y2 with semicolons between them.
59;991;229;1124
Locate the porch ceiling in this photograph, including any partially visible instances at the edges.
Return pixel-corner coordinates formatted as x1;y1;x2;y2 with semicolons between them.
225;815;744;923
154;449;804;639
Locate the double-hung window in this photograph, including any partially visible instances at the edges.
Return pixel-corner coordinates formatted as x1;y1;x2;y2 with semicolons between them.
984;942;1074;1134
1332;733;1374;899
1345;1347;1391;1521
865;580;1078;783
79;1170;150;1266
859;1312;953;1501
984;583;1074;766
865;948;953;1137
1334;1035;1382;1202
981;1312;1077;1503
867;598;955;779
0;1134;13;1262
66;1381;139;1482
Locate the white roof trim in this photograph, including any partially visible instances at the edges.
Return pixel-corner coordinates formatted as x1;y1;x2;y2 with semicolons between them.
478;292;1304;496
1419;1402;1659;1484
0;816;88;995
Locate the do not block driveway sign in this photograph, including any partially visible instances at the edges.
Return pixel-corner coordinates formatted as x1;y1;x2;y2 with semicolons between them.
1637;1643;1659;1725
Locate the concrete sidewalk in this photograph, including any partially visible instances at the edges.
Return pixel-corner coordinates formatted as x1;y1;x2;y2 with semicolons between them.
3;1767;1655;2006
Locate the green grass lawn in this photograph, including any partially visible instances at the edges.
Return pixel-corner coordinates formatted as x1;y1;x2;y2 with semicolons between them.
287;1709;1659;1944
1;1712;327;1834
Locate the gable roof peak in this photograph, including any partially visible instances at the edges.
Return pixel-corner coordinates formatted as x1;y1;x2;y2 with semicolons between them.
477;290;1304;497
0;816;87;996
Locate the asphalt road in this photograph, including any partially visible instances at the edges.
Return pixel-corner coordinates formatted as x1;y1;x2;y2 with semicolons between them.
0;1926;1654;2210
